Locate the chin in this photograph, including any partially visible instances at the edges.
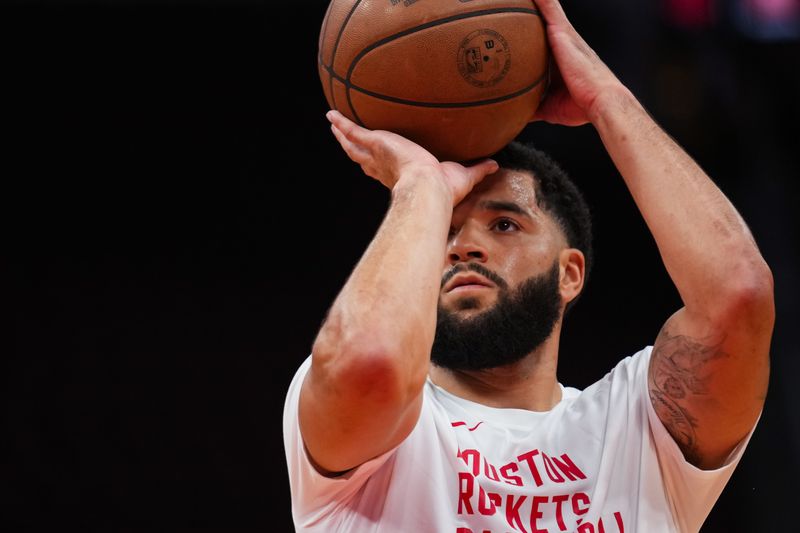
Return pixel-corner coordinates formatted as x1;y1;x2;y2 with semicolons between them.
443;291;497;310
449;296;498;315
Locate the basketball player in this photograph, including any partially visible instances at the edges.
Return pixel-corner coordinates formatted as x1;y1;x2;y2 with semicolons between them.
283;0;774;531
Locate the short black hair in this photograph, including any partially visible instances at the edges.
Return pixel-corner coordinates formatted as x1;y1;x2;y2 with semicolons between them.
492;141;593;312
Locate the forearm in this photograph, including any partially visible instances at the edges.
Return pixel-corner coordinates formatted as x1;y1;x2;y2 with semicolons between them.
533;0;772;468
313;172;451;390
590;89;771;316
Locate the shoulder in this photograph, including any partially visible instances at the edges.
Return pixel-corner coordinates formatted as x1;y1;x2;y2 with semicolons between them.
565;346;654;403
555;347;655;440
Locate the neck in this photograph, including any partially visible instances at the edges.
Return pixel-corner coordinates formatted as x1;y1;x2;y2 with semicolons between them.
428;328;562;412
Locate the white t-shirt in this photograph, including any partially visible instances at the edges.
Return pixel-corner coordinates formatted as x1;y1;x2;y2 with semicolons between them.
283;347;757;532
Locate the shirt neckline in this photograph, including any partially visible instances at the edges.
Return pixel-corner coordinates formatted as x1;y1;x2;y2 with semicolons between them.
425;375;575;425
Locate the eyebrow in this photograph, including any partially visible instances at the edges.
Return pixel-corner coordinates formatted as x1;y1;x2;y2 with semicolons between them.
479;200;535;220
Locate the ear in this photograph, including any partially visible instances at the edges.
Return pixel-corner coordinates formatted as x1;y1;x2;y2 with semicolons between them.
558;248;585;306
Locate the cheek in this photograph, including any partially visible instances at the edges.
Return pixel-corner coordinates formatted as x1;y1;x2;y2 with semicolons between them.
500;243;553;280
499;253;535;288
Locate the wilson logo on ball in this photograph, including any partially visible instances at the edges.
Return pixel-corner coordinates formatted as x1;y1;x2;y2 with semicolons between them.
457;29;511;88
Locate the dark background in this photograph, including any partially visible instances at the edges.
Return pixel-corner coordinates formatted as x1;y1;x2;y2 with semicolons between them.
4;0;799;530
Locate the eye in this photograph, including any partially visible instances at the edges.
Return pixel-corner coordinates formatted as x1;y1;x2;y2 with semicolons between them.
491;218;520;233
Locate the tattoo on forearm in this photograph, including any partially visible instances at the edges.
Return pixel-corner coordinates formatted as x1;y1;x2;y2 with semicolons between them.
649;327;727;464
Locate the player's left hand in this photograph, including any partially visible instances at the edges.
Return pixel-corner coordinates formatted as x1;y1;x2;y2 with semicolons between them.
532;0;630;126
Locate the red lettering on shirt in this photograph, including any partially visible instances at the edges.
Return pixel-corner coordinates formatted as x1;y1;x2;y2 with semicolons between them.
572;492;591;516
551;494;569;531
552;454;587;481
459;449;481;476
452;421;485;432
500;461;524;487
516;449;544;487
484;458;501;482
452;447;625;532
542;453;565;483
530;495;550;533
614;511;625;533
505;494;528;532
478;486;501;516
458;472;475;514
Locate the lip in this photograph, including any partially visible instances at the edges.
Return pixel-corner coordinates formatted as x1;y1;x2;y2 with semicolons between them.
445;273;495;293
449;284;492;293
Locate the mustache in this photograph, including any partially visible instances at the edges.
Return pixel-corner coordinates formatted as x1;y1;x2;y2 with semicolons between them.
441;263;509;291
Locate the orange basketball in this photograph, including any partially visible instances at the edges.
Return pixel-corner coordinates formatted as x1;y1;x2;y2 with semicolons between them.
318;0;548;162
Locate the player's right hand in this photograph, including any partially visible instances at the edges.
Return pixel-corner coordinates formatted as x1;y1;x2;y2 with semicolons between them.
326;110;498;206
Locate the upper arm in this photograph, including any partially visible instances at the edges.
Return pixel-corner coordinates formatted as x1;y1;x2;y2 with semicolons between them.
298;350;425;475
648;279;774;469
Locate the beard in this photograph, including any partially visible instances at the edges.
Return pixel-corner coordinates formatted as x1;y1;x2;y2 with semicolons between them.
430;260;562;372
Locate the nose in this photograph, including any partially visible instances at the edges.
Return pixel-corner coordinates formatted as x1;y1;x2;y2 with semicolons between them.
447;224;488;265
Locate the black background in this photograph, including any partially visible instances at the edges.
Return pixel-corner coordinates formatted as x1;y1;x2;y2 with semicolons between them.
4;0;799;530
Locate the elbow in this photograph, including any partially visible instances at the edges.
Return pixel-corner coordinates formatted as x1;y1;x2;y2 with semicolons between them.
311;325;427;406
715;258;775;329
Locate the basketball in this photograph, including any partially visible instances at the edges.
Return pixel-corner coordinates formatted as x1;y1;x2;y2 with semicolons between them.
318;0;548;162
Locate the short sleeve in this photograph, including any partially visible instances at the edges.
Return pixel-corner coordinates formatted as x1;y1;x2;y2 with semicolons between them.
282;356;398;529
641;347;761;533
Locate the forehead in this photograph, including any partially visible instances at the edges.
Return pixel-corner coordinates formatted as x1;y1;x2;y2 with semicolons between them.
458;168;538;211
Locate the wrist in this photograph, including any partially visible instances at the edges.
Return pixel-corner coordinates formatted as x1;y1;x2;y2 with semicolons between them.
587;84;641;126
392;167;454;206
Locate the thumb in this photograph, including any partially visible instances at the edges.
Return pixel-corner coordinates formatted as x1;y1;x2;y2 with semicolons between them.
466;158;500;183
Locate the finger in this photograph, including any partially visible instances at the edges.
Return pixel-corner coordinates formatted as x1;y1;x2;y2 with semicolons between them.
465;158;499;184
330;123;370;164
530;59;565;122
534;0;570;26
326;110;373;146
